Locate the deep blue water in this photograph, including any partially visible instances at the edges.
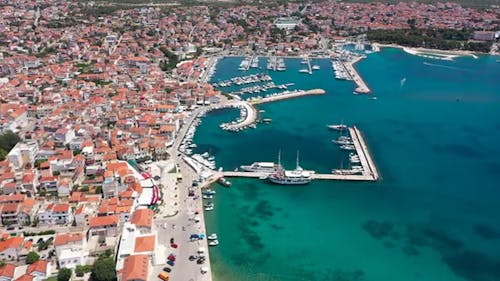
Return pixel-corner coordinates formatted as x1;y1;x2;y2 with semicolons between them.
195;49;500;281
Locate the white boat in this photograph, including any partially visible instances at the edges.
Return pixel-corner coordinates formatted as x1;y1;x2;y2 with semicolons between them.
340;144;356;151
299;69;309;73
240;162;277;172
208;233;218;240
312;65;320;70
201;152;210;158
208;240;219;246
202;189;216;195
202;194;213;199
328;124;348;131
204;206;214;211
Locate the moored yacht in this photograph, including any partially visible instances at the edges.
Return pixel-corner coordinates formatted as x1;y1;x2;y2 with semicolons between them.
240;162;277;172
268;151;312;185
328;124;348;131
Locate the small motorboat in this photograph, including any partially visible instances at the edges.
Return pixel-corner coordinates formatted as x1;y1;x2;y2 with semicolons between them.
204;206;214;211
208;240;219;246
208;233;218;240
202;194;213;199
202;189;216;195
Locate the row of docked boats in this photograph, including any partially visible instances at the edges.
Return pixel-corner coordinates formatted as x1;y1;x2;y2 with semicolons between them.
192;153;216;170
267;56;286;71
245;89;303;102
233;82;294;95
331;60;352;80
179;118;203;156
213;73;272;88
219;103;254;132
332;135;355;151
238;56;259;71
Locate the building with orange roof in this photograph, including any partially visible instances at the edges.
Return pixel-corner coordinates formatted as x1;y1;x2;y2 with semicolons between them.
89;215;120;237
26;260;52;280
134;235;156;253
37;203;73;225
54;233;89;269
130;208;154;233
116;222;163;274
0;263;16;279
14;274;34;281
117;254;149;281
0;237;25;261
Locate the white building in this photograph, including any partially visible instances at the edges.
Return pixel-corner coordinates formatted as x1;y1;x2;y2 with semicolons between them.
54;233;89;269
6;141;39;171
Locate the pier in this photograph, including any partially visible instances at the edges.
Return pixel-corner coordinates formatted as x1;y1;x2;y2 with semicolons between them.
219;101;258;131
218;126;379;182
250;89;326;105
344;57;371;94
348;126;379;180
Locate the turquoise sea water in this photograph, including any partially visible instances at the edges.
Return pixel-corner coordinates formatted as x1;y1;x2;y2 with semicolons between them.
195;49;500;281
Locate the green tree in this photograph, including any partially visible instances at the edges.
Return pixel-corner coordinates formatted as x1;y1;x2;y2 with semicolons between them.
90;257;116;281
0;130;20;160
57;268;72;281
26;251;40;264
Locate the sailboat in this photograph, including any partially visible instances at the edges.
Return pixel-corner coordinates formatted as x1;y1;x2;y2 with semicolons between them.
268;151;312;185
327;119;347;131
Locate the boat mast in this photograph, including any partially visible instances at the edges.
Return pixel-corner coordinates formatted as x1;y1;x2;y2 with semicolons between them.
296;150;300;170
278;149;281;167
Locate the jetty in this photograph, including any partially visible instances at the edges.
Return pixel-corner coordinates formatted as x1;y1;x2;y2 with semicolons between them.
219;101;258;131
218;126;379;181
344;57;371;94
250;89;326;105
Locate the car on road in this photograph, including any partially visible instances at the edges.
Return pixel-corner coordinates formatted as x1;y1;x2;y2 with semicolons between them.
162;267;172;273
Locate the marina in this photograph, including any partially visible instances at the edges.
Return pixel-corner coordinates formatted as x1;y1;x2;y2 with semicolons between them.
216;126;378;182
212;73;272;88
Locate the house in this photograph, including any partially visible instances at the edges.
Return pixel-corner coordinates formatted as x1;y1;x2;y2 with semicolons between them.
0;263;16;280
54;233;89;269
88;215;120;237
117;254;150;281
0;237;25;261
26;260;51;281
37;203;72;225
130;209;153;234
6;141;39;171
57;178;73;197
14;274;34;281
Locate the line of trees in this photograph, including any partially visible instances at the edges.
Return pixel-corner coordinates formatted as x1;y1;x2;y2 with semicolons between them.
366;28;492;52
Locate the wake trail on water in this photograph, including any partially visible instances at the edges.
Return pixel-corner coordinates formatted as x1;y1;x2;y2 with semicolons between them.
423;61;471;72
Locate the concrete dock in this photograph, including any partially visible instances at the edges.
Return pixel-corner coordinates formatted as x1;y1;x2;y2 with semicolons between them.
344;57;371;94
220;101;258;131
251;89;326;105
220;126;379;181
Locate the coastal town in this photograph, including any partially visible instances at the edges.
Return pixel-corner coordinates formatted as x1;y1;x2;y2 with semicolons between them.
0;0;499;280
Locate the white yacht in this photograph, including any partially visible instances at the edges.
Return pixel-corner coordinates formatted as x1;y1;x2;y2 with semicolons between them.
240;162;277;173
